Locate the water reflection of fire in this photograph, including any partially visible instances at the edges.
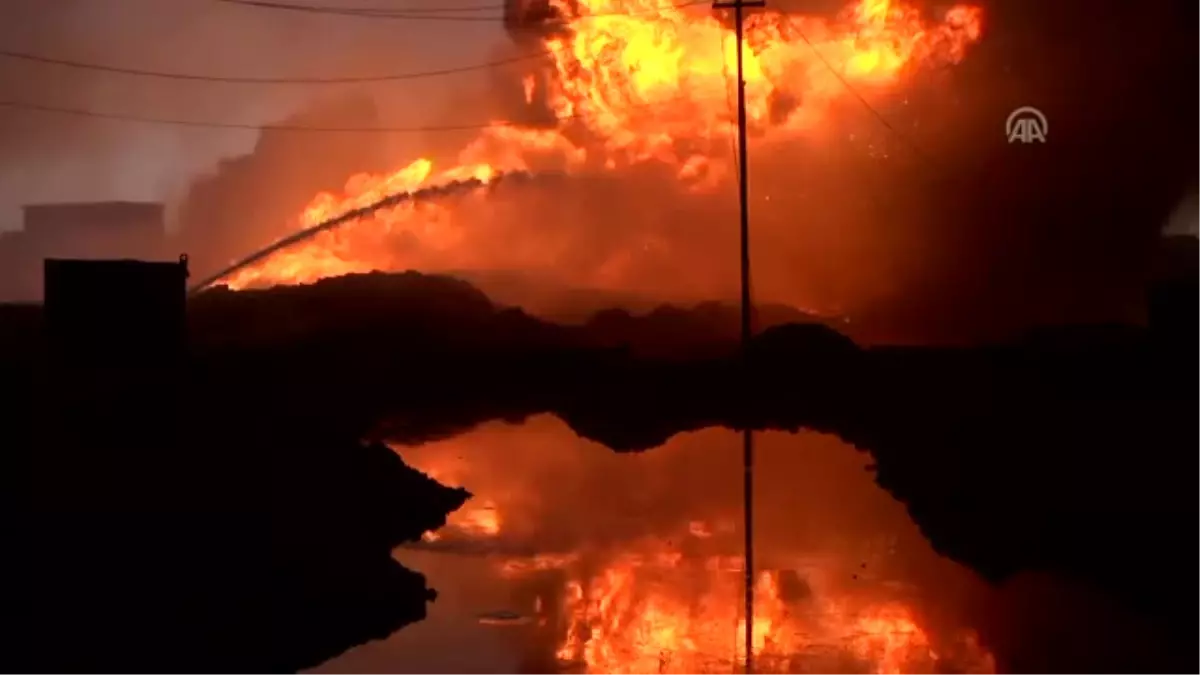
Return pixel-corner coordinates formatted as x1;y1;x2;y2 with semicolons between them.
390;418;996;674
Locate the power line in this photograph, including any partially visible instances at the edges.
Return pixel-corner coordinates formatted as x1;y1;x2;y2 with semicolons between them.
0;87;711;133
275;2;513;13
0;15;945;147
785;19;983;231
0;98;539;133
788;19;935;165
0;2;712;85
215;0;709;17
212;0;508;18
718;34;740;183
0;47;551;84
253;2;526;14
213;0;709;21
211;0;499;19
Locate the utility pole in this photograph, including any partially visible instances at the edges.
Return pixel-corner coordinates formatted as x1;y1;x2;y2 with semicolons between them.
711;0;764;672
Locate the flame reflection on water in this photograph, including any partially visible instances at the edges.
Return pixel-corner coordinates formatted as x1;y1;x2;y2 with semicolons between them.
313;415;997;674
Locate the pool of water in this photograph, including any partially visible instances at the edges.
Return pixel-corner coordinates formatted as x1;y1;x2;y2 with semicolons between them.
310;415;1154;673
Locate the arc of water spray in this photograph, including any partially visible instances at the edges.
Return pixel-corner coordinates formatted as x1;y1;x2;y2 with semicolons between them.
188;169;562;295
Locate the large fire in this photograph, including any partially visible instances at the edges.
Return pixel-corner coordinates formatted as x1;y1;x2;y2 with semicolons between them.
534;530;994;674
220;0;983;300
386;418;998;674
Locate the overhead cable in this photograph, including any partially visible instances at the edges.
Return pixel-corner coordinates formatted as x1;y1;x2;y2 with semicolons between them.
212;0;708;21
0;98;545;132
0;48;551;84
789;19;935;165
0;1;711;84
0;88;711;133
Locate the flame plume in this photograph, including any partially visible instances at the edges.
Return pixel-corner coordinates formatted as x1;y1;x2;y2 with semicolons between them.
220;0;984;310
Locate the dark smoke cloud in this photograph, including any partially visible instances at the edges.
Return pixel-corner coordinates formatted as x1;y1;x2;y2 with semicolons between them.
740;0;1198;341
734;0;1199;340
866;0;1199;339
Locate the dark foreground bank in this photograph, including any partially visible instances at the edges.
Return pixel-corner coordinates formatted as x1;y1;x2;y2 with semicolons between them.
0;240;1195;672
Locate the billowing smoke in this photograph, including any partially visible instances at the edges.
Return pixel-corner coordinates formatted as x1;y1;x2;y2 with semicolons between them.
200;0;1195;342
0;0;510;234
5;0;1191;342
173;94;392;279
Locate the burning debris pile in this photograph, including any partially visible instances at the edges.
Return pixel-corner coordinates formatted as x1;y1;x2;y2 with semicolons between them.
209;0;984;313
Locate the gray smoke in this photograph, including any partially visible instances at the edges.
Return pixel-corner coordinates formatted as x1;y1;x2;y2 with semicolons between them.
0;0;506;231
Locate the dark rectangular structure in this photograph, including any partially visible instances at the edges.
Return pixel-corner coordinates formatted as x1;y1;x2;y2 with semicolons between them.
43;256;189;365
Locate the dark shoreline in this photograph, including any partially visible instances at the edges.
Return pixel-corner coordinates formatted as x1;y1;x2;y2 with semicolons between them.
1;251;1195;672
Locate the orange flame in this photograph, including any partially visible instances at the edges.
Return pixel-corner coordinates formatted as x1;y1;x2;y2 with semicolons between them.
397;432;997;674
218;0;983;294
532;528;995;674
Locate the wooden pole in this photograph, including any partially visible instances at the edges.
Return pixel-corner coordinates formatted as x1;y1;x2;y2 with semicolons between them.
711;0;764;671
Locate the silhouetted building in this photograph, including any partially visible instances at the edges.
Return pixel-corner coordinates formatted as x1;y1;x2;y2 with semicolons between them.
43;256;189;366
0;201;167;302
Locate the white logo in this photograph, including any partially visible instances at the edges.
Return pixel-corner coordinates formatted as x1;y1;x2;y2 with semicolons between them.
1006;106;1047;144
